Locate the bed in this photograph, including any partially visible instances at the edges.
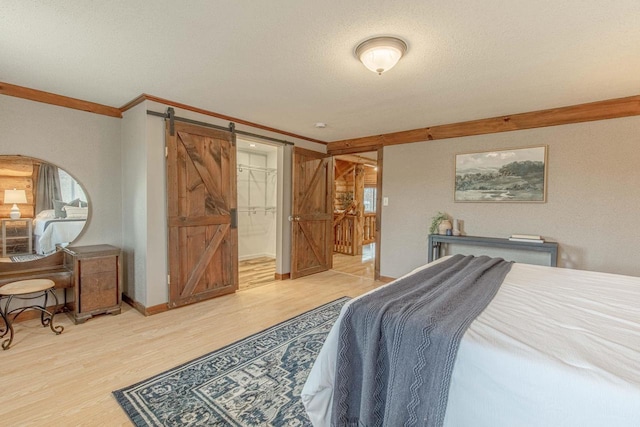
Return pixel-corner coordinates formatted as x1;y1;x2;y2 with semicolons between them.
301;256;640;426
33;217;86;255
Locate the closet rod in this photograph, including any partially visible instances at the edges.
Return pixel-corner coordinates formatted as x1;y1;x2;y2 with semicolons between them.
147;110;294;146
238;207;277;213
237;163;277;174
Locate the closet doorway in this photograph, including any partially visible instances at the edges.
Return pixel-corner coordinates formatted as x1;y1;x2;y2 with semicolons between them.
236;138;280;290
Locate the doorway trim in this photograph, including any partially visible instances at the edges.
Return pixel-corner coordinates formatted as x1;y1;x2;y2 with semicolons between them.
374;147;383;280
329;147;384;281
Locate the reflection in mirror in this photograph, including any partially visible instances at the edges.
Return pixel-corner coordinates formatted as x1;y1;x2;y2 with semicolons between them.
0;155;89;262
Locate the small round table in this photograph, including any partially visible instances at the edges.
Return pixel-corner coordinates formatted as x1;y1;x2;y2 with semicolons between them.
0;279;64;350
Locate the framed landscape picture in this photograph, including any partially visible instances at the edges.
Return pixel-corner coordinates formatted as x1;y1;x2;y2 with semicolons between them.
455;145;547;202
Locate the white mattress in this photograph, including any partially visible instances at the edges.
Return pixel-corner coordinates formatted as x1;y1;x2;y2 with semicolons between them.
32;218;85;255
301;259;640;426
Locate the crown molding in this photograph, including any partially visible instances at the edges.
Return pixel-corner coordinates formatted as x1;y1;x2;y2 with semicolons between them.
120;93;327;145
327;95;640;154
3;81;638;150
0;82;122;118
0;82;327;145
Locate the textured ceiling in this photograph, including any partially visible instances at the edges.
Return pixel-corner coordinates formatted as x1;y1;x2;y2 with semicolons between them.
2;1;640;142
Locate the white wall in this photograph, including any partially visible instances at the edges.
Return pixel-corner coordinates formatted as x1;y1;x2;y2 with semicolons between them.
266;148;278;256
120;105;170;308
380;116;640;278
120;102;148;303
276;145;292;275
145;109;169;306
0;96;122;250
237;148;278;260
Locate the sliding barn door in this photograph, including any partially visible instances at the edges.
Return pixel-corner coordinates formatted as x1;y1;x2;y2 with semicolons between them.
166;122;238;308
291;147;333;279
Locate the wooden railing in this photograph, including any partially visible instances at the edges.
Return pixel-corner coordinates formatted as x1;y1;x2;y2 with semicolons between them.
334;214;356;255
363;213;376;244
333;212;376;255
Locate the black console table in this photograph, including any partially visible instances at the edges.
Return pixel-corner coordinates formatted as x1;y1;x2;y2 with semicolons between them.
428;234;558;267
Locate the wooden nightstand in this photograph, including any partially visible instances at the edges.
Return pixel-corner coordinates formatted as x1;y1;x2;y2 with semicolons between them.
1;218;33;258
63;244;122;324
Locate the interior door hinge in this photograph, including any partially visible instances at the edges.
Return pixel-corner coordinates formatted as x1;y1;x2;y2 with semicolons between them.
165;146;168;158
167;274;170;285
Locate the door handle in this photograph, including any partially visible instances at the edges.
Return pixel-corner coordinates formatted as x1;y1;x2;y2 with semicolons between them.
288;215;302;222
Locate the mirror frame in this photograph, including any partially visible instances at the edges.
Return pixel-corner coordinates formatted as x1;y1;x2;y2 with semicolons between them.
0;154;90;264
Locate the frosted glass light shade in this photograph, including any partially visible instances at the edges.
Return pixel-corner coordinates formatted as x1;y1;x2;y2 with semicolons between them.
356;37;408;75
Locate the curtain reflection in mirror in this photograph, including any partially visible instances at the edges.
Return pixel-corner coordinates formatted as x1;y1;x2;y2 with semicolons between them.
35;163;62;213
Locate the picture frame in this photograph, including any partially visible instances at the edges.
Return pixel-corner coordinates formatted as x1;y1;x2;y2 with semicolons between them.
454;145;547;202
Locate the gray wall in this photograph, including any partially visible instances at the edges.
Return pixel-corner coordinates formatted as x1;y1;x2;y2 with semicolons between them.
144;105;169;307
381;116;640;278
120;102;148;303
0;95;122;250
120;101;170;308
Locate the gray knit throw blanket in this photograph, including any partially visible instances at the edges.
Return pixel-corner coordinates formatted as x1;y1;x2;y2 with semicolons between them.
331;255;513;427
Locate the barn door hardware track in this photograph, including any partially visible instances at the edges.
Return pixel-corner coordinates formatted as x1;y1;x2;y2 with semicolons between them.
147;109;293;145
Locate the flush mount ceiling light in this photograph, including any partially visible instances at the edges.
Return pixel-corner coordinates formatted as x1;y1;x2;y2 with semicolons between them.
355;36;408;75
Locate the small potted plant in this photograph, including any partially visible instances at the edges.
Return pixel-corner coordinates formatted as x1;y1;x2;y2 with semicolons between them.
337;192;354;211
429;212;452;235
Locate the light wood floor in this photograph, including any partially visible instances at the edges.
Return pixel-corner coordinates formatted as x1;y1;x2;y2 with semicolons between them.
238;256;277;291
332;243;375;278
0;269;384;426
238;244;375;293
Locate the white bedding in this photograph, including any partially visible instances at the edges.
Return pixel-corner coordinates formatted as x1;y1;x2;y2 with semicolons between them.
33;217;86;255
301;258;640;426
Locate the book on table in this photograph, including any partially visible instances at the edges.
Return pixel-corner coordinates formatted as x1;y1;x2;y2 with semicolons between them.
509;237;544;243
510;234;542;240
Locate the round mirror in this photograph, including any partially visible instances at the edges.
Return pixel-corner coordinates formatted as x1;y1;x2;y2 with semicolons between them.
0;155;89;262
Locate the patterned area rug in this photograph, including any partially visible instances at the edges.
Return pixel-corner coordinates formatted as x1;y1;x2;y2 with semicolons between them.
113;297;349;426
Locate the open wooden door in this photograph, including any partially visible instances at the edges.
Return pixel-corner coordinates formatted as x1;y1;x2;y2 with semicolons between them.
166;122;238;308
291;147;333;279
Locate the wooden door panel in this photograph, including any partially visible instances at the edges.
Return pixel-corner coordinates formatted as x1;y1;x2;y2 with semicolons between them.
291;147;333;279
180;132;228;216
167;122;237;308
293;220;329;275
180;224;229;295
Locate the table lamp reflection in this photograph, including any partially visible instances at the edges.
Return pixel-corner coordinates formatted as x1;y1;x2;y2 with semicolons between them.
4;189;27;219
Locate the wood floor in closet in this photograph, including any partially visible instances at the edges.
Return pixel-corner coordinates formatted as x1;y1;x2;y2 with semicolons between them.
238;256;277;290
0;263;384;425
